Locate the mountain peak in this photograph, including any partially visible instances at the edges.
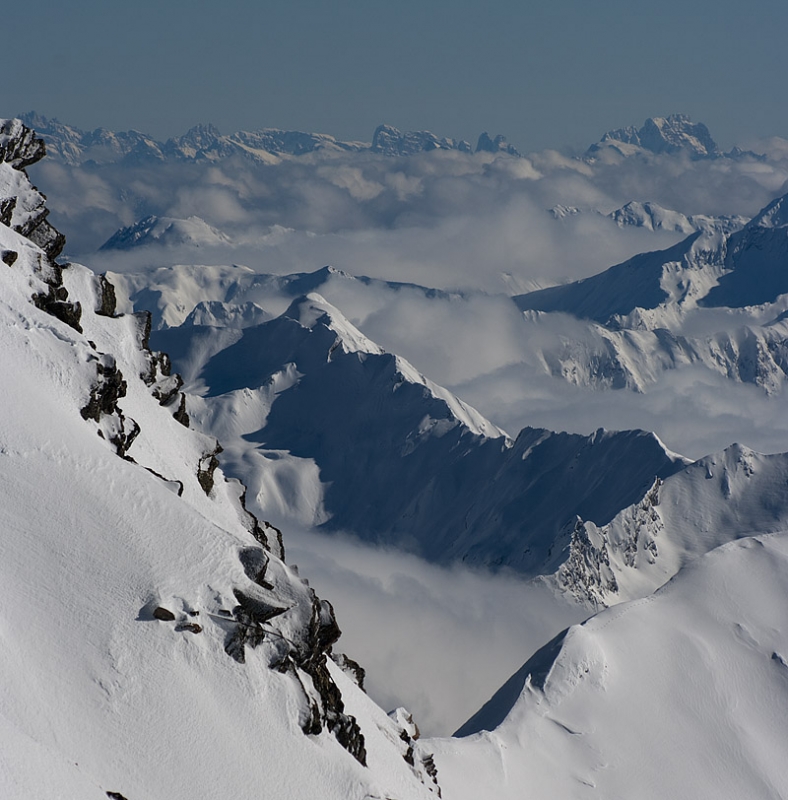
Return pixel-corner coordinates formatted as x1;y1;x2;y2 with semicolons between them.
283;293;384;356
747;192;788;229
590;114;721;159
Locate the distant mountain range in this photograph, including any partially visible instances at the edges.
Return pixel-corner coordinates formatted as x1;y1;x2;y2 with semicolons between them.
18;111;522;165
21;110;767;166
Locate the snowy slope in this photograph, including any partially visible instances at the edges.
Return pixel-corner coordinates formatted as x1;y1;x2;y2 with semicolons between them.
433;532;788;800
0;119;440;800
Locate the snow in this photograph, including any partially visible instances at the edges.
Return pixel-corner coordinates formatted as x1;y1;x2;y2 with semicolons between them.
433;532;788;799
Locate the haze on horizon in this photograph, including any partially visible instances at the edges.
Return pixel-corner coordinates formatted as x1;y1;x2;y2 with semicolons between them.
5;0;788;153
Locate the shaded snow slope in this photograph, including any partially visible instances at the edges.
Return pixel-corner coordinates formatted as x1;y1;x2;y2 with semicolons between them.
151;292;684;577
0;119;440;800
434;532;788;800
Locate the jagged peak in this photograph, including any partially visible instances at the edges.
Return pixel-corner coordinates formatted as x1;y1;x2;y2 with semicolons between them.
591;114;721;159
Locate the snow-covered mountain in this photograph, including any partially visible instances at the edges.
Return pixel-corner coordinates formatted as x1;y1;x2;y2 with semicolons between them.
436;531;788;799
0;119;442;799
608;199;747;234
100;215;231;250
7;112;788;800
20;111;522;166
371;124;473;156
18;112;369;166
512;192;788;394
587;113;722;159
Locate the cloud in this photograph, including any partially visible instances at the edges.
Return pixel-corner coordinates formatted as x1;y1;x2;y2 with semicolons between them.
453;361;788;461
284;526;586;737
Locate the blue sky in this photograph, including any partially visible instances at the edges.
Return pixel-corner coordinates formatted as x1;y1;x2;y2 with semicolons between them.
7;0;788;150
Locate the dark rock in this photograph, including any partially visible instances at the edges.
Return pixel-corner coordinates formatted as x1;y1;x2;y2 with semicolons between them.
331;652;366;691
475;132;521;157
134;310;152;350
80;358;127;422
20;210;66;261
171;392;190;427
2;250;18;266
0;119;47;169
32;285;83;332
239;547;272;588
197;444;223;495
95;274;117;317
175;622;203;634
0;197;15;226
106;792;129;800
152;606;176;621
110;416;141;459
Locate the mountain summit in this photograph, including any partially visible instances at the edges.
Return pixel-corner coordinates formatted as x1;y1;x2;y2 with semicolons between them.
588;114;721;159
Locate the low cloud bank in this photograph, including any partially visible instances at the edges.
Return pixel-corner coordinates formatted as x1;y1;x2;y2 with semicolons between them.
35;143;788;294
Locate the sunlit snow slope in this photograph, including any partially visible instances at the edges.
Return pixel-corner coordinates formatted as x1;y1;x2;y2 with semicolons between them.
0;119;440;800
434;532;788;800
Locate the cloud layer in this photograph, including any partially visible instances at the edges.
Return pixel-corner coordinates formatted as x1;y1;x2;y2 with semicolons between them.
285;527;586;737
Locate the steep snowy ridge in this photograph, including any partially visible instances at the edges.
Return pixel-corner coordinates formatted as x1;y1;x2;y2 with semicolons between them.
514;226;731;323
0;119;440;799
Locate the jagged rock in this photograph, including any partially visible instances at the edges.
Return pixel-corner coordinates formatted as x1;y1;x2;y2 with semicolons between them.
239;546;272;588
0;118;47;169
2;249;18;266
588;114;721;159
32;283;82;332
372;124;469;156
197;445;222;495
105;792;129;800
18;207;65;261
152;606;176;621
95;274;117;317
170;392;190;427
0;197;15;227
80;356;127;422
